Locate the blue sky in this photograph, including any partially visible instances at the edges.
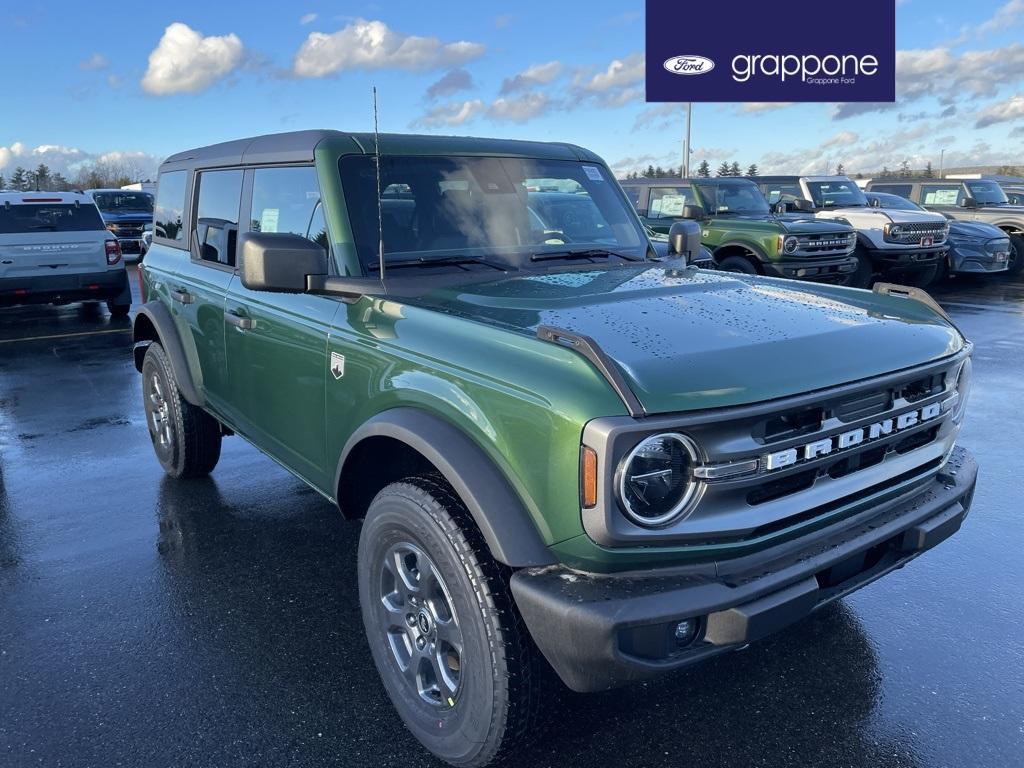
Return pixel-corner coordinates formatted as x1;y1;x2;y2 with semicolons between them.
1;0;1022;181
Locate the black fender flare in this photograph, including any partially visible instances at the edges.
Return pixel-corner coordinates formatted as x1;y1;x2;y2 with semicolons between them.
132;301;204;407
336;408;556;568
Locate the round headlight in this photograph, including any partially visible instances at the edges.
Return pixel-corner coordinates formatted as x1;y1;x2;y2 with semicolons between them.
616;433;699;527
783;236;799;254
952;357;972;424
889;225;902;238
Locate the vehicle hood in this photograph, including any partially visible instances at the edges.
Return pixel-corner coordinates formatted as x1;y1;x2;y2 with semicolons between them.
98;210;152;223
948;220;1007;240
819;206;947;225
403;265;964;414
716;215;851;234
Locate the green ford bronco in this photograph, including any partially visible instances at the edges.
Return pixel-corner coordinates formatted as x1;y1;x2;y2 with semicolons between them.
621;176;858;282
133;130;977;767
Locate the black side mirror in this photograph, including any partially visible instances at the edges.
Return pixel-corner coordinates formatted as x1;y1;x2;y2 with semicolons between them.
681;204;705;220
869;197;881;208
791;198;814;212
960;196;978;209
668;220;701;264
239;232;328;292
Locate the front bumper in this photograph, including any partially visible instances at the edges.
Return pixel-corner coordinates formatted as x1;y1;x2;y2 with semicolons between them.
762;254;858;281
512;446;976;692
865;243;947;268
0;268;130;307
948;242;1010;275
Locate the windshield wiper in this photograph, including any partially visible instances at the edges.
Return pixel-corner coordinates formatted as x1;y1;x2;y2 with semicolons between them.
530;248;639;263
368;255;508;271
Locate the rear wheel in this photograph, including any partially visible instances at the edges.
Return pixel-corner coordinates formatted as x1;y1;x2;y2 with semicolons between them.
141;342;221;478
107;299;131;317
716;255;758;274
358;475;544;767
1007;234;1024;277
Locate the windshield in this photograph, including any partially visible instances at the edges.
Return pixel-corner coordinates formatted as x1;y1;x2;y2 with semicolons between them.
0;202;105;234
92;191;154;213
964;180;1009;205
693;179;770;215
806;179;868;208
338;155;647;271
868;193;921;211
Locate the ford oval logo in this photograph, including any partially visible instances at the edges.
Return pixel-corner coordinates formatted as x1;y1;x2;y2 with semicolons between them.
663;55;715;76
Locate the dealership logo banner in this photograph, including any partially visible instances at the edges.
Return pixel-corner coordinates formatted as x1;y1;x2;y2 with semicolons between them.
645;0;895;103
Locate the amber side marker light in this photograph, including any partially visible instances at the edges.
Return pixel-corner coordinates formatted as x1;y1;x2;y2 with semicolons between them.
581;446;598;509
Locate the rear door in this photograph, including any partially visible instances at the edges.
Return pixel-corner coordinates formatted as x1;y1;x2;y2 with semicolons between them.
223;165;340;487
0;199;108;280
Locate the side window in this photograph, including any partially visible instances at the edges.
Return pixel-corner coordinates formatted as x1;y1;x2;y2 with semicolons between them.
250;166;326;247
647;187;693;219
621;186;642;210
872;184;912;198
762;183;802;205
194;170;243;266
921;184;963;206
154;170;187;243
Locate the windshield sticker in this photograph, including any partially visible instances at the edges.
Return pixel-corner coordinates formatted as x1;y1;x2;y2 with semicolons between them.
259;208;280;233
924;190;959;206
657;195;687;217
582;165;604;181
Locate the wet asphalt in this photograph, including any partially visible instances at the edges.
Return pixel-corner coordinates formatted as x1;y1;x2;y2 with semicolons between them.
0;265;1022;768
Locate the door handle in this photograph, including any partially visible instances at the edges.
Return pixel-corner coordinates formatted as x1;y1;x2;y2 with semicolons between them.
224;310;253;330
170;289;193;305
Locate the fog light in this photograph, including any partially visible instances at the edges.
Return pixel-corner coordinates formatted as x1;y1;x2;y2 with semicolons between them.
673;619;698;646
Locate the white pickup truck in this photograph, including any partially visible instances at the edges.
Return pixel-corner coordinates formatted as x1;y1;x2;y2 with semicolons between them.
754;175;950;288
0;191;131;315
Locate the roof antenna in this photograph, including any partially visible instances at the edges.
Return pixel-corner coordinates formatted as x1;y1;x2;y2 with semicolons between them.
373;86;385;282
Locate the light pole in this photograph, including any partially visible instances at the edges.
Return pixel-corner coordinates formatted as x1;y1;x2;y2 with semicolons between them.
682;102;692;177
939;148;945;178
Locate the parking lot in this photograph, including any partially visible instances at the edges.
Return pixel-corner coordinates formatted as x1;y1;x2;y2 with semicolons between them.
1;265;1022;768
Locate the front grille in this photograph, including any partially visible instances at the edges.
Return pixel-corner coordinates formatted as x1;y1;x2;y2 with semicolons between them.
888;222;947;245
794;232;855;256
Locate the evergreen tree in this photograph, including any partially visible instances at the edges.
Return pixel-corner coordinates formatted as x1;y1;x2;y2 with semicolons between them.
923;161;934;178
730;161;742;177
34;164;51;191
653;165;665;177
835;163;846;176
746;163;759;177
880;165;891;178
899;160;910;177
10;167;27;190
0;174;5;190
697;160;710;178
644;164;656;178
51;172;70;191
716;161;732;177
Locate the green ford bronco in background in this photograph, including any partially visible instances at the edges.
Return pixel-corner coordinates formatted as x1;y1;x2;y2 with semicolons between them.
133;130;978;767
621;176;858;282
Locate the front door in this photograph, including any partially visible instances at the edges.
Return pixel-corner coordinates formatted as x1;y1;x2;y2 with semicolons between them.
223;165;341;489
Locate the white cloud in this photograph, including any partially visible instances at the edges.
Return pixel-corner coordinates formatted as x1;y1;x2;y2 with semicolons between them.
426;68;474;100
495;14;513;28
0;142;162;180
500;61;562;94
299;12;317;25
141;22;244;95
740;102;796;113
292;19;484;77
79;53;107;71
975;93;1024;128
633;102;683;131
585;53;644;92
413;99;485;128
487;92;552;122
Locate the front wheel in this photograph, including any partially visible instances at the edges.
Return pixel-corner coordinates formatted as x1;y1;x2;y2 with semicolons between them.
358;476;543;767
716;255;758;274
843;247;875;288
1007;234;1024;277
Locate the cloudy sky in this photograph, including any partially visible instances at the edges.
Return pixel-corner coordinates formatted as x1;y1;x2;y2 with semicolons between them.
2;0;1022;181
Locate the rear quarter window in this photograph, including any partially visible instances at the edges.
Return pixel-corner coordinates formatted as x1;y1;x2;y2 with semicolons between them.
0;202;105;234
154;171;188;243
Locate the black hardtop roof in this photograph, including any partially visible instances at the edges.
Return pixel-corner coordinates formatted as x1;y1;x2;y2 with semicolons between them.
867;177;1008;185
619;177;759;185
159;129;601;173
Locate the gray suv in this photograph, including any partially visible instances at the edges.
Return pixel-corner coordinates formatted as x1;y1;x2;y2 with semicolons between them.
865;178;1024;276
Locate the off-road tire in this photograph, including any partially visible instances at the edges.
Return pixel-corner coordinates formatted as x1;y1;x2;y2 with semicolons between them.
844;247;875;289
900;263;940;288
1007;234;1024;277
716;255;758;274
358;475;544;767
107;299;131;317
141;342;221;479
